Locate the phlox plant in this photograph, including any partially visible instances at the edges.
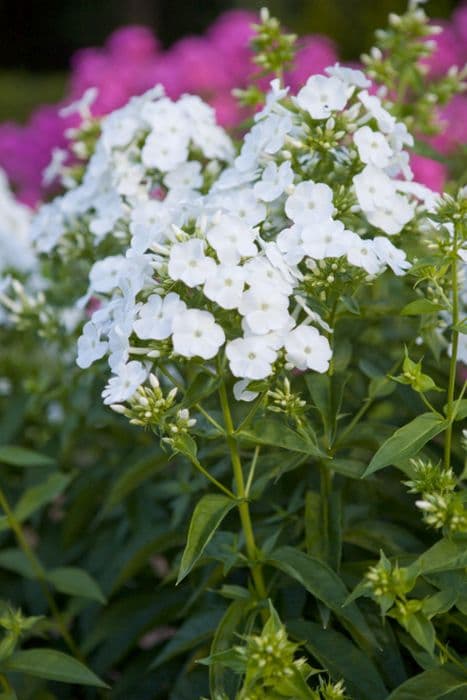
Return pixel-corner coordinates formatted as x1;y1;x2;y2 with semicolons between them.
0;2;466;699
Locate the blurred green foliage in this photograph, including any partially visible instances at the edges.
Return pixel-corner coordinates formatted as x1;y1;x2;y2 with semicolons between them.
0;72;66;123
241;0;459;58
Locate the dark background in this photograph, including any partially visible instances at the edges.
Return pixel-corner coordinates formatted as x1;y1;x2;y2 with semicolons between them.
0;0;461;121
0;0;460;69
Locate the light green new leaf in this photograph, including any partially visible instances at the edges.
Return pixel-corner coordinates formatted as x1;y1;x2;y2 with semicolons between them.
47;567;106;604
268;547;377;649
387;667;467;699
177;494;235;584
445;399;467;422
0;445;55;468
401;299;445;315
363;414;448;476
1;649;108;688
288;620;387;700
408;538;467;577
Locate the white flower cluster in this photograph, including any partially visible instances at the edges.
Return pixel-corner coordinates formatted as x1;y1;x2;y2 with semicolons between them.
0;169;34;279
0;169;35;324
30;86;234;255
30;68;433;407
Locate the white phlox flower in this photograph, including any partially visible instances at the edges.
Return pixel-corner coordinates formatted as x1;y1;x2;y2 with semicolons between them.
207;214;258;264
238;284;291;335
172;309;225;360
134;292;187;340
226;335;278;380
285;325;332;372
76;321;108;369
296;75;351;119
203;264;245;309
353;126;393;168
102;361;148;404
168;239;216;287
254;161;294;202
285;181;335;226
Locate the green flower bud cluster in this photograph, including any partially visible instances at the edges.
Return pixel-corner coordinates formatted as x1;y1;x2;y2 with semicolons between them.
404;458;467;534
313;678;349;700
235;605;315;700
0;279;59;340
392;350;441;393
268;377;307;426
0;605;42;662
415;492;467;533
251;8;297;78
362;1;466;136
111;372;179;430
365;551;414;614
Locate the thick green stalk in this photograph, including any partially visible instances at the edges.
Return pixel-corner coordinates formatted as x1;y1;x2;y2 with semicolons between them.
444;224;460;470
218;382;268;603
0;487;83;662
319;464;332;563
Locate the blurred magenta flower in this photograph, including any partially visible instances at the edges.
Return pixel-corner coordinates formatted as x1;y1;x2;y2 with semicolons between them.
0;6;465;203
410;153;447;193
0;11;338;204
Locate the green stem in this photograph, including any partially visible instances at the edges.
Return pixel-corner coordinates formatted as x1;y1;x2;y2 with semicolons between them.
320;464;332;563
245;446;260;498
218;381;268;606
419;392;442;417
444;225;460;470
189;454;235;499
0;487;84;662
0;674;11;692
435;639;467;676
334;355;403;452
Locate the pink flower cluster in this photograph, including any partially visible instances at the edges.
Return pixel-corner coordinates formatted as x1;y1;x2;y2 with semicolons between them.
0;6;465;206
410;1;467;192
0;11;337;206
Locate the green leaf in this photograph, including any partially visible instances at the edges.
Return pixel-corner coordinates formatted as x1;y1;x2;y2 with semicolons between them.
445;399;467;422
422;588;458;619
239;418;325;459
208;599;252;697
289;620;387;700
47;567;106;604
151;607;225;669
329;458;367;479
401;300;445;315
404;613;435;655
0;473;72;533
364;414;448;476
387;667;467;699
102;453;167;512
182;372;221;409
0;446;55;468
177;495;235;584
268;547;377;649
408;538;467;577
0;549;34;579
1;649;108;688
